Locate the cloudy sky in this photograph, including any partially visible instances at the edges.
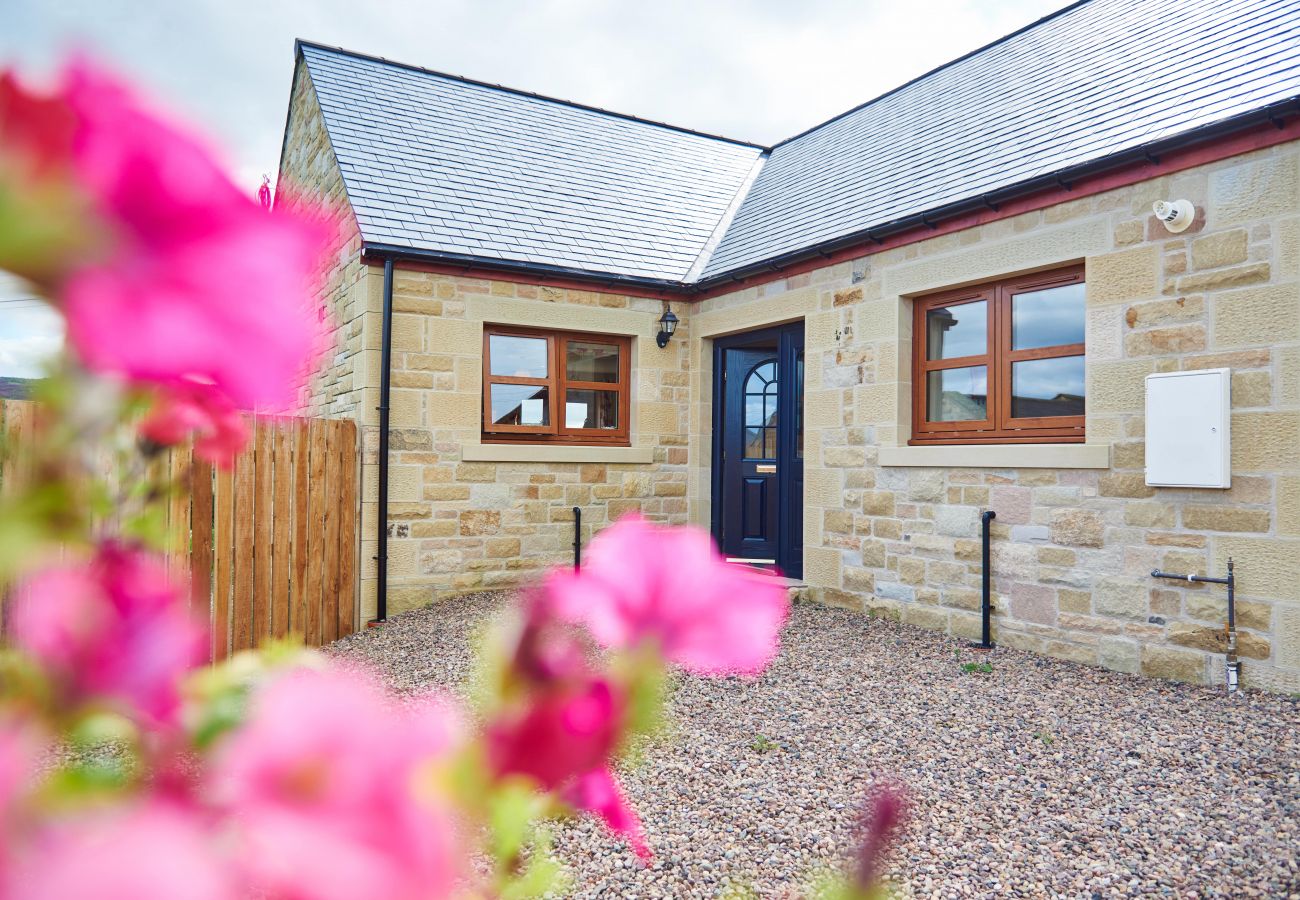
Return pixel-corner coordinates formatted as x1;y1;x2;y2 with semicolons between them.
0;0;1066;377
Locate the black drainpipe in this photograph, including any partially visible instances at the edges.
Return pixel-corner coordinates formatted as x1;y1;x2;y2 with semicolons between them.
373;256;394;624
572;506;582;572
972;510;996;650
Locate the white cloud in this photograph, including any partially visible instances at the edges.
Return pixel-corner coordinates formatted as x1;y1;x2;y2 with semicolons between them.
0;277;64;379
2;0;1067;190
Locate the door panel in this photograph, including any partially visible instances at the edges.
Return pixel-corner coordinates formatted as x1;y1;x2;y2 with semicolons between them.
741;477;768;539
721;348;779;563
714;322;805;577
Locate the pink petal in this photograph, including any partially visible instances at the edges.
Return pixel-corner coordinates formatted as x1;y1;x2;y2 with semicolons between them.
563;768;650;860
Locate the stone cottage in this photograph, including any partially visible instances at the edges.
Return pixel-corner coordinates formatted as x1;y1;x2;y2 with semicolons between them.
277;0;1300;691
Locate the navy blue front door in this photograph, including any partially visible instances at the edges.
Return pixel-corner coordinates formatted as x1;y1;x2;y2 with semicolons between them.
713;323;804;578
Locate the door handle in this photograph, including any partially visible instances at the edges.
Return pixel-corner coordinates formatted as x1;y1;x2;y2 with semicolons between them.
755;464;776;474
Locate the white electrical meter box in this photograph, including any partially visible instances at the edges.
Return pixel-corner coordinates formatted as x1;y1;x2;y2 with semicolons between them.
1145;368;1231;488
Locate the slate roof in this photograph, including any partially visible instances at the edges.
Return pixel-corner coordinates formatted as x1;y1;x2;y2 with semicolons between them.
701;0;1300;281
295;0;1300;289
298;44;765;284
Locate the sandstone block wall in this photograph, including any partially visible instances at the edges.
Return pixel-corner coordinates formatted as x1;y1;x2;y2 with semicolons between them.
692;142;1300;692
276;61;367;421
355;269;693;618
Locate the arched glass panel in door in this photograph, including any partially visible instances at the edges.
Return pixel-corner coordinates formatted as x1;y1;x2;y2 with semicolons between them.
743;360;778;459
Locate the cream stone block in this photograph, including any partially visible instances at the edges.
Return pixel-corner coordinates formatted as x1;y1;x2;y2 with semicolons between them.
1086;246;1159;305
1211;283;1300;348
855;300;899;341
693;288;815;338
1086;306;1123;361
1213;536;1300;602
1282;346;1300;406
802;546;841;589
359;578;378;623
1208;152;1300;226
389;389;424;427
877;442;1109;469
637;402;680;436
1231;412;1300;473
1279;476;1300;537
427;319;481;355
455;356;481;393
467;297;649;336
386;465;423;502
805;311;838;349
885;219;1107;296
391;314;425;352
1191;229;1249;270
462;443;654;464
1278;216;1300;281
856;383;899;425
804;390;842;429
1276;603;1300;669
804;468;842;508
1087;359;1156;413
429;391;478;428
362;310;386;351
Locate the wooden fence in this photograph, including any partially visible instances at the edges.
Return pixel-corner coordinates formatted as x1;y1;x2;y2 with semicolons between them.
0;399;360;660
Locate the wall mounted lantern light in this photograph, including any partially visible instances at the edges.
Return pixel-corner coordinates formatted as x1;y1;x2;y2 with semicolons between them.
656;303;679;348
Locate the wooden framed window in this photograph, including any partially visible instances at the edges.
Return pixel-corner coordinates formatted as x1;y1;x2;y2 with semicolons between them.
482;325;631;445
911;265;1085;444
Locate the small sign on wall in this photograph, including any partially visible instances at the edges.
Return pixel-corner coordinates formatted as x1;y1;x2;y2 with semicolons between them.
1145;368;1231;489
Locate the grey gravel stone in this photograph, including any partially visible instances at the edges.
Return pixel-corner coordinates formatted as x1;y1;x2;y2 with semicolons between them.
331;592;1300;898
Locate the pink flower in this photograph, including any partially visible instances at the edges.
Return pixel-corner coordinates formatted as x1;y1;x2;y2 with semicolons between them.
140;378;249;467
487;677;623;791
1;61;331;411
213;666;461;900
546;514;790;676
0;717;45;884
9;543;207;726
853;784;908;892
7;801;234;900
562;767;650;860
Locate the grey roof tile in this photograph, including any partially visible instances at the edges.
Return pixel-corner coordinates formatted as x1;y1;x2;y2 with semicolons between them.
702;0;1300;279
301;43;763;283
297;0;1300;287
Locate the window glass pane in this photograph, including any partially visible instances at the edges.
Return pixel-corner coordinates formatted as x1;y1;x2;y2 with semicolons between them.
1011;356;1085;418
926;366;988;422
489;334;548;378
566;341;620;383
926;301;986;360
490;384;549;426
743;427;765;459
564;389;618;429
1012;283;1085;350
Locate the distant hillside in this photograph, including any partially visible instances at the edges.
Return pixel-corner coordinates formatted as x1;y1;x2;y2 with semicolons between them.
0;377;32;400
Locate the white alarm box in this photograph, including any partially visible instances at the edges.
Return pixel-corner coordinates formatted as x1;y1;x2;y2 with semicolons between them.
1145;368;1231;488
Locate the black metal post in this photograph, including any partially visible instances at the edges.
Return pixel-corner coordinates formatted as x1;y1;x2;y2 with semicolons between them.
975;510;996;649
374;257;394;624
573;506;582;572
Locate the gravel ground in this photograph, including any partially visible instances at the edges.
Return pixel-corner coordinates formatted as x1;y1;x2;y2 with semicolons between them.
331;593;1300;898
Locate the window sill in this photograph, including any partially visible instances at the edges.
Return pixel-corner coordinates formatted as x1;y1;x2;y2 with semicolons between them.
879;443;1109;469
463;443;655;464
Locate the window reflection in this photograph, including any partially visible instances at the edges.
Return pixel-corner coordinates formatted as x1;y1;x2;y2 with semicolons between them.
926;366;988;422
488;335;548;378
926;301;986;360
1011;284;1085;350
1011;356;1085;418
743;359;778;459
